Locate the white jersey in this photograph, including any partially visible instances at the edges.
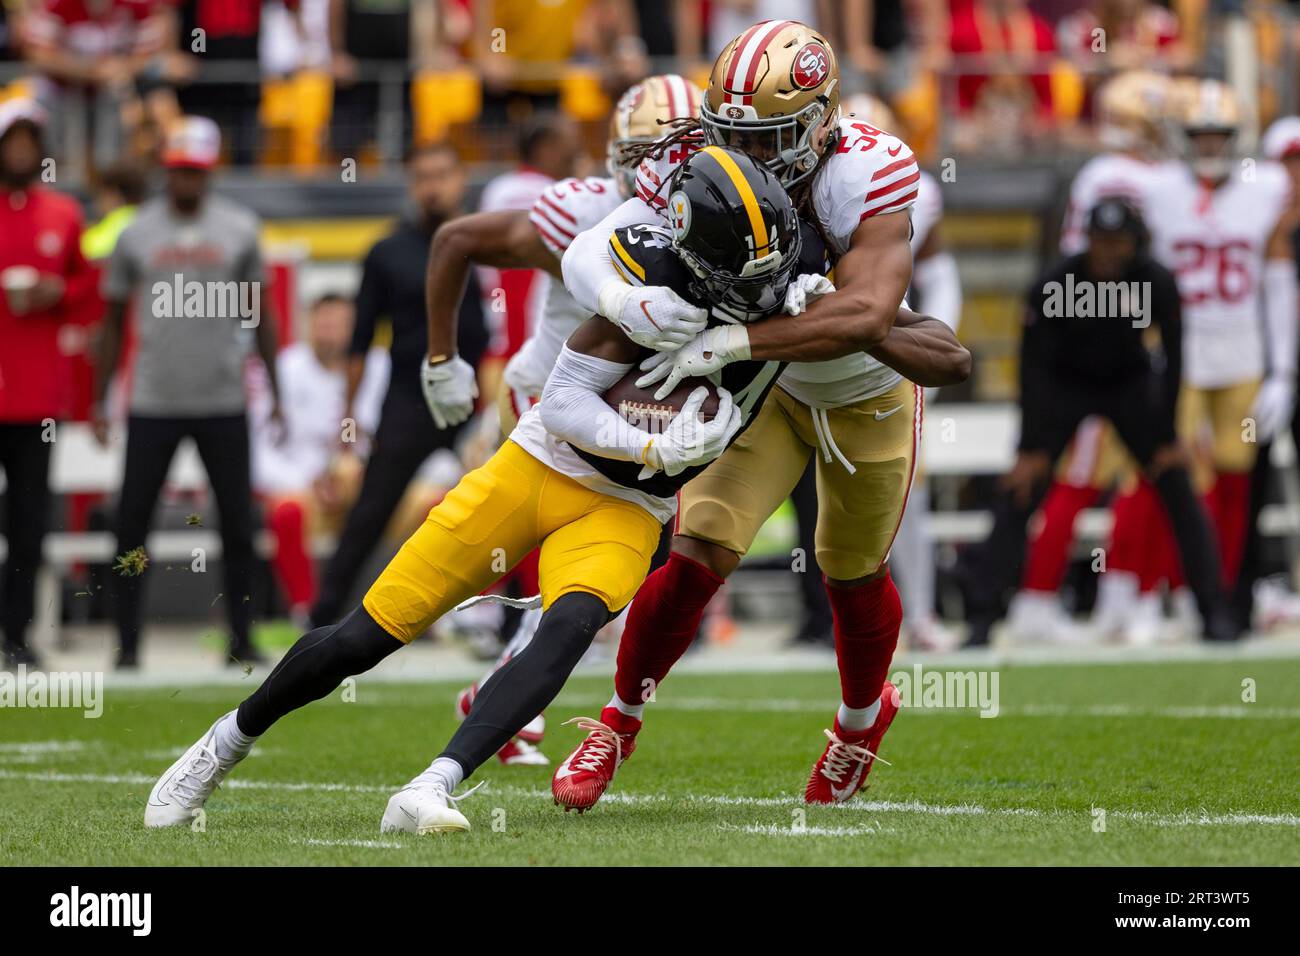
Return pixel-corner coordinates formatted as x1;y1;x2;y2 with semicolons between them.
251;343;387;494
631;117;919;407
1060;153;1169;255
1145;161;1292;388
507;176;624;396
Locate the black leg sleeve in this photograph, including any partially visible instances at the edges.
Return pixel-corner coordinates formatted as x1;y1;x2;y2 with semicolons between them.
235;605;402;737
439;592;611;776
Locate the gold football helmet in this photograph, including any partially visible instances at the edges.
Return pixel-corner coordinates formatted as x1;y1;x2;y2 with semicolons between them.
1096;71;1171;157
1170;77;1243;181
702;19;840;186
842;93;898;135
608;74;703;198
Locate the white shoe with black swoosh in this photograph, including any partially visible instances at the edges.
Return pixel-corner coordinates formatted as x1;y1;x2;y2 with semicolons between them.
144;714;245;828
380;780;481;835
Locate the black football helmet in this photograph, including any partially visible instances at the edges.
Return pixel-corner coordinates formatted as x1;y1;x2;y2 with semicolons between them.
664;145;802;322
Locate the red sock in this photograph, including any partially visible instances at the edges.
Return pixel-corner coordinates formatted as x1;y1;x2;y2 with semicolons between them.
1212;471;1251;586
826;571;903;709
268;499;315;609
613;552;724;707
1107;484;1147;575
1023;482;1098;591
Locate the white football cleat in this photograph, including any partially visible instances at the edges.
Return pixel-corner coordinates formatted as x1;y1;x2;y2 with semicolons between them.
380;781;480;835
144;714;246;828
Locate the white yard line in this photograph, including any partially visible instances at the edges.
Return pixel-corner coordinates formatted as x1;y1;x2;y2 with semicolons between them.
2;768;1294;828
298;838;403;850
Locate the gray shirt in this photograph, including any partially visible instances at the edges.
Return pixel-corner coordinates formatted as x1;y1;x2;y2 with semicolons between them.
103;195;264;417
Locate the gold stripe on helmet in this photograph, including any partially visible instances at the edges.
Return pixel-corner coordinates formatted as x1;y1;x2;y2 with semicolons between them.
609;233;646;282
700;145;769;255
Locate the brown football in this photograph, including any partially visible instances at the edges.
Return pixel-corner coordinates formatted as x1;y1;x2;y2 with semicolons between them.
603;368;720;431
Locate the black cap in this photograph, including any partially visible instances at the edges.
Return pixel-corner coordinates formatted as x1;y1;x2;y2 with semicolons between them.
1087;197;1146;238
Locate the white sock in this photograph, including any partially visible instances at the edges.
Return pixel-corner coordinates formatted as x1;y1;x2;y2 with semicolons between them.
608;692;644;720
837;698;881;733
212;710;257;763
415;756;464;794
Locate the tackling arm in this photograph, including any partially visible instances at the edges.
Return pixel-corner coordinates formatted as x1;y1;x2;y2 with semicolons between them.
426;209;560;361
867;308;971;387
744;211;914;361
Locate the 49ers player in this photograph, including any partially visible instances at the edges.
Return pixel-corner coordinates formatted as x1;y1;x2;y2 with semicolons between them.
1144;79;1298;598
555;20;947;810
420;75;702;765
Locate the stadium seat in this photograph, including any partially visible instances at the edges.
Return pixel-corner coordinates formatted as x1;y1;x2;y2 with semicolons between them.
559;66;611;122
413;69;482;144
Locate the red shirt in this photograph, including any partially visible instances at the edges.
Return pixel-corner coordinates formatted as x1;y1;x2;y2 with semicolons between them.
0;186;94;422
949;3;1057;116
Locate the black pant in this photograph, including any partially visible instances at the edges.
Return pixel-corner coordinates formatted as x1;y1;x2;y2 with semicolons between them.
966;373;1225;636
309;396;462;627
114;414;255;656
0;423;53;651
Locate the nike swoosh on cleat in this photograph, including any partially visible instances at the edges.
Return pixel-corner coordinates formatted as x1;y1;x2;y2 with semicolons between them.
830;764;867;802
874;405;903;421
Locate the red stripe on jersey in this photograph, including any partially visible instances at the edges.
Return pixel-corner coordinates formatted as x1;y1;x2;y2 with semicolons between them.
538;192;576;224
865;169;920;204
534;205;577;240
528;212;570;250
861;190;918;221
871;154;917;181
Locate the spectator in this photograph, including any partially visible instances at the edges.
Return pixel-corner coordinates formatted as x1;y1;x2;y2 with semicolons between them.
329;0;441;159
949;0;1058;151
17;0;188;168
819;0;940;96
308;143;489;628
0;100;95;670
92;116;282;669
180;0;304;166
82;162;148;261
252;293;387;627
1057;0;1186;75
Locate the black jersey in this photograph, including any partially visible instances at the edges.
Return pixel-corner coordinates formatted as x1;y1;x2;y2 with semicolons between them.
568;218;830;500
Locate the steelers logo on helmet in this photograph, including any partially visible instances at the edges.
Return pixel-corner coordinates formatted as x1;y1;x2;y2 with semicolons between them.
791;42;831;90
667;190;692;241
667;145;802;323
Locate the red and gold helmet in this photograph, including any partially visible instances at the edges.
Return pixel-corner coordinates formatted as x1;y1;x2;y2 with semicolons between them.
1170;77;1244;181
608;74;703;198
1096;70;1171;156
702;20;840;187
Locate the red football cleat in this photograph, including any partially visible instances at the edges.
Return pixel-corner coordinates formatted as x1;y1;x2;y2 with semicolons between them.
804;682;900;805
551;708;641;812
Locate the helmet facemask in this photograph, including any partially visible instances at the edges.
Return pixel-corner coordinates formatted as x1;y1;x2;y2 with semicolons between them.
676;229;802;323
701;96;836;188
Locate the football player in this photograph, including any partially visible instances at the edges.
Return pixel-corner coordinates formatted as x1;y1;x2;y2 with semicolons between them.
142;148;965;833
553;20;964;810
420;74;702;765
843;93;963;652
1145;79;1298;598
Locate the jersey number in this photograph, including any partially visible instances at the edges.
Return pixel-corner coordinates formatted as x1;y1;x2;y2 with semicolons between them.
1170;239;1254;305
837;122;884;154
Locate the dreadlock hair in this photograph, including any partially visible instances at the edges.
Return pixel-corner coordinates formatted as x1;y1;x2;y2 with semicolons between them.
625;115;841;258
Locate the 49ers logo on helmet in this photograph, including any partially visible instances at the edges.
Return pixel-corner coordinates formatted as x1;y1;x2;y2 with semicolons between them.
791;42;830;90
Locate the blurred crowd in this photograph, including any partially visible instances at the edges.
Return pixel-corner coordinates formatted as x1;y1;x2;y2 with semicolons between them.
2;0;1299;178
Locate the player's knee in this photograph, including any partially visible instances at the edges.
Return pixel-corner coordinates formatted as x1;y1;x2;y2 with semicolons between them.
531;592;611;676
307;606;403;675
673;533;741;578
817;548;881;583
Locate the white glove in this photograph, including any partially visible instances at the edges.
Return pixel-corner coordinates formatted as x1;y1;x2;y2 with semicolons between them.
1250;375;1296;440
420;355;478;430
641;387;742;478
598;279;709;351
783;273;836;316
636;325;751;400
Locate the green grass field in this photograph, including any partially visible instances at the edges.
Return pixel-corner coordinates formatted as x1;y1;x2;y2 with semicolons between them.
2;658;1298;866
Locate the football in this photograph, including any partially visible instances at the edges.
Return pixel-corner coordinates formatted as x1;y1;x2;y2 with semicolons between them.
602;367;720;431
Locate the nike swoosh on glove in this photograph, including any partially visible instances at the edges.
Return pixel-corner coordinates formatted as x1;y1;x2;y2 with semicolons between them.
598;279;709;351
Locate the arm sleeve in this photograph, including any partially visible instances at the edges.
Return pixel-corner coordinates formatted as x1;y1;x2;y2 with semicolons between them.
348;245;385;356
1263;257;1299;379
538;345;654;463
912;250;962;332
561;196;659;314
